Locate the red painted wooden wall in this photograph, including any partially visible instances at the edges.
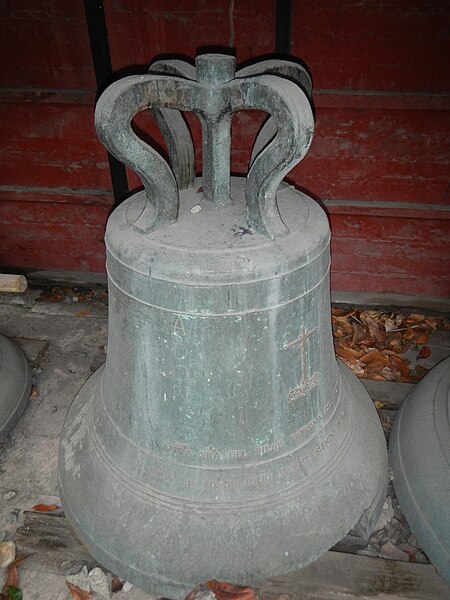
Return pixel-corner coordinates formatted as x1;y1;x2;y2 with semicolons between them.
1;1;449;297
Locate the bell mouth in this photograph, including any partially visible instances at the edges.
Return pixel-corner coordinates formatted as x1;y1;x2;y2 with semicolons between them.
59;361;387;599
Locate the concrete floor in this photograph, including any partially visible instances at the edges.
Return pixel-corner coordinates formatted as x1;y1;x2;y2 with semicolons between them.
0;290;159;599
1;287;449;599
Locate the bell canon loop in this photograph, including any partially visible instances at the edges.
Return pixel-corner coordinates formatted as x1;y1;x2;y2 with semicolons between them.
58;54;388;598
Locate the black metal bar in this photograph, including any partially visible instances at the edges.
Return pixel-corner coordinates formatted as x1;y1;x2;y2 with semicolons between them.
84;0;128;204
275;0;292;55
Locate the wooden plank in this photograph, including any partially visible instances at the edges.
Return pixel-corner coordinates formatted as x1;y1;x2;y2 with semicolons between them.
313;91;450;112
362;380;414;410
330;272;450;299
328;212;450;297
0;0;95;89
12;337;49;366
15;512;100;576
291;0;450;92
0;187;113;207
324;201;450;221
104;0;276;71
15;512;449;598
0;200;109;272
0;102;109;190
296;105;450;205
261;552;449;599
2;87;449;112
0;89;97;105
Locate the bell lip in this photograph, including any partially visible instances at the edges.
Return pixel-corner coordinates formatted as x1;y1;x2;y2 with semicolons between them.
390;356;450;585
0;333;32;442
58;363;387;598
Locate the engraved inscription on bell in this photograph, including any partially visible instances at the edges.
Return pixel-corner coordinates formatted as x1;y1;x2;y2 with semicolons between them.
285;327;320;402
58;53;388;599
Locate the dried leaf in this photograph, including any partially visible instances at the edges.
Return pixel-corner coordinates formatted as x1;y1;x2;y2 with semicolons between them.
390;355;410;379
388;338;404;353
332;308;354;318
1;566;19;598
6;554;32;570
384;317;396;332
395;314;405;327
360;350;388;366
360;310;380;322
31;504;59;512
29;386;40;399
402;327;417;340
414;331;429;345
366;318;386;342
111;576;124;593
405;313;425;324
39;288;63;303
207;580;255;600
425;317;438;330
364;361;391;375
380;367;399;381
414;365;429;377
335;342;362;361
75;309;92;318
417;346;431;360
184;585;201;600
351;322;363;346
368;374;387;381
66;582;93;600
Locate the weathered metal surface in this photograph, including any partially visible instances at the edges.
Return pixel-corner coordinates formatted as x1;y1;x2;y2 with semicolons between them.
58;54;388;598
0;333;31;441
391;357;450;585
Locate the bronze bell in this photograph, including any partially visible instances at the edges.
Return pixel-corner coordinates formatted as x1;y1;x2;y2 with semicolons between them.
59;54;388;598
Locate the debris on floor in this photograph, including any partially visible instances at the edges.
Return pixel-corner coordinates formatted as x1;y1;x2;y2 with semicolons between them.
358;478;430;565
66;565;127;600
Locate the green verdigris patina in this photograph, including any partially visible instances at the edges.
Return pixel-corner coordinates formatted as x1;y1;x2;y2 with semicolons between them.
58;54;388;599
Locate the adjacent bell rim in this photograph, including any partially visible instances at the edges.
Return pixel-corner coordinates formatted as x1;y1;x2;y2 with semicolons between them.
0;332;31;442
391;356;450;585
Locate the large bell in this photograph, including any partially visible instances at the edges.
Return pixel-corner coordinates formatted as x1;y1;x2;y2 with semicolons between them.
59;54;387;599
391;357;450;584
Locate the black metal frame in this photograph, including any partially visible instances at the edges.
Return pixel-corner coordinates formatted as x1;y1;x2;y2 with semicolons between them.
275;0;292;55
84;0;128;205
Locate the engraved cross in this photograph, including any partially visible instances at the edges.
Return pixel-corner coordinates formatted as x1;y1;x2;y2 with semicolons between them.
284;327;317;373
284;327;319;402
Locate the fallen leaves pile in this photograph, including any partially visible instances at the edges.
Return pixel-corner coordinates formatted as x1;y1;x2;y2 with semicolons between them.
37;287;107;305
332;309;449;383
65;565;126;599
